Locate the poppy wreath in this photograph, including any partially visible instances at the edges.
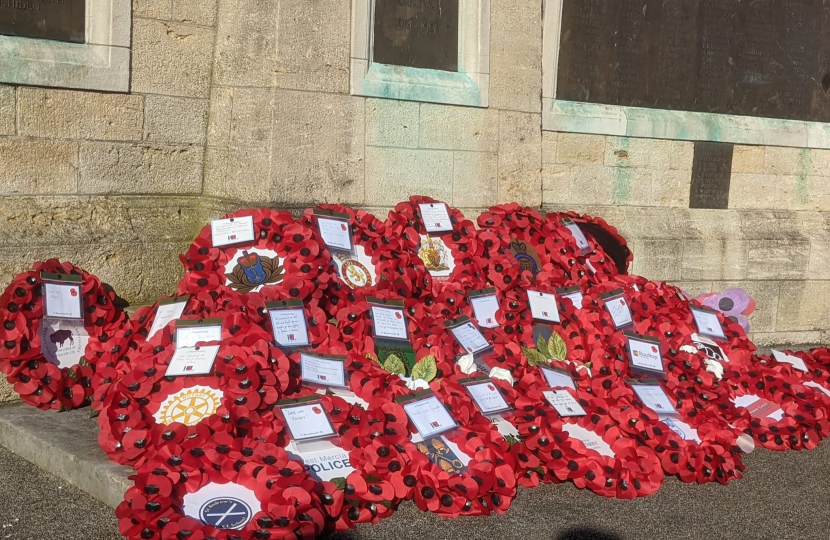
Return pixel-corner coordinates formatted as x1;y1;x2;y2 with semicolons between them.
387;196;488;290
91;323;146;415
766;348;830;398
548;210;633;279
475;203;570;284
353;395;517;517
117;434;327;540
98;315;294;467
720;363;830;451
509;387;664;499
131;291;221;342
178;208;337;307
299;205;434;314
0;259;129;410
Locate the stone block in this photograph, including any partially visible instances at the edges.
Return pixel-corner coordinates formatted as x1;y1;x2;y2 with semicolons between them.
206;87;234;148
652;169;691;207
489;63;541;113
143;95;209;145
490;0;542;65
213;0;279;87
731;145;765;174
542;163;572;205
550;164;611;206
763;145;802;176
739;210;803;240
750;331;823;349
808;148;830;176
498;111;541;205
613;206;679;240
805;175;830;212
605;137;673;170
17;88;143;141
681;239;748;281
270;0;351;93
222;145;273;204
173;0;217;26
270;91;365;205
629;240;682;282
419;104;499;153
132;18;214;98
541;132;558;164
0;85;14;135
729;173;781;209
366;99;419;149
0;139;78;194
556;133;606;164
0;379;17;403
229;88;274;146
678;208;743;240
713;280;781;334
800;213;830;280
365;147;453;206
668;281;715;298
777;281;830;332
133;0;171;20
670;141;694;170
79;142;203;194
746;239;810;280
453;152;498;208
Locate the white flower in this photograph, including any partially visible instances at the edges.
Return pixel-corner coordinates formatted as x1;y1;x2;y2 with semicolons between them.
704;358;724;380
489;367;515;385
680;345;698;355
456;353;477;375
400;375;430;391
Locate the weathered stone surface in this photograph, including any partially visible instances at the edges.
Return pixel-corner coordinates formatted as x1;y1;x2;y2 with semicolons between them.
801;212;830;280
173;0;217;26
133;0;171;20
144;95;209;145
17;88;143;141
668;281;715;298
542;163;572;205
213;0;279;87
652;169;691;207
489;63;541;114
498;111;541;205
419;104;499;153
541;132;558;164
270;91;365;205
365;147;453;206
556;133;606;164
670;141;694;170
731;145;765;174
0;85;14;136
0;379;16;403
746;239;810;280
681;239;748;281
777;281;830;332
729;173;781;209
453;152;498;208
488;0;541;113
79;143;203;194
605;137;673;170
0;139;78;194
366;99;419;149
739;211;803;240
679;208;743;240
751;331;822;349
630;240;682;281
763;146;802;176
206;87;234;148
713;280;781;334
132;18;214;98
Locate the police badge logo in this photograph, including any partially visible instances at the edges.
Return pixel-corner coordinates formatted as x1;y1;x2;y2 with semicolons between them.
224;248;284;294
155;386;223;426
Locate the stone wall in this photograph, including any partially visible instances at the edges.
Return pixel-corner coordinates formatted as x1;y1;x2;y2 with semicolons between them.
1;0;829;405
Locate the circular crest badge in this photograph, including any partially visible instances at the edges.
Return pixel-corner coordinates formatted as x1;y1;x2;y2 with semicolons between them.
155;386;223;426
199;497;253;530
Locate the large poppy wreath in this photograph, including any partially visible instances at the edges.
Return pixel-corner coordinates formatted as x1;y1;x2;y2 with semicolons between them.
117;435;327;540
98;316;294;467
178;208;337;306
0;260;129;410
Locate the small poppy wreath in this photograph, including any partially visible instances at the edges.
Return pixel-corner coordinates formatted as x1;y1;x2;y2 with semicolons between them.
0;259;129;410
721;364;830;452
547;210;632;280
178;208;337;306
510;388;664;499
755;348;830;398
354;396;517;517
116;435;327;540
98;316;293;467
131;292;222;342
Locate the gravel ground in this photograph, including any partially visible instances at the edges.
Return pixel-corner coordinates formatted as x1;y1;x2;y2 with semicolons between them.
2;440;830;540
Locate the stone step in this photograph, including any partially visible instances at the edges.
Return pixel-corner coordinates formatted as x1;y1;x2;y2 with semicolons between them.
0;402;131;509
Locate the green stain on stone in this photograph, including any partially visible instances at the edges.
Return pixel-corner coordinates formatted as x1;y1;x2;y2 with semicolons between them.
611;137;632;204
796;148;812;207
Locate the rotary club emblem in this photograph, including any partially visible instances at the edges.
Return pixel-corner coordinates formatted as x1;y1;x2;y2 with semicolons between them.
335;253;373;288
224;248;283;294
155;386;223;426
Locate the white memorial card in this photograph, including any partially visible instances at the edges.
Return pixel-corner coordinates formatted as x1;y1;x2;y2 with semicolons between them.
564;221;591;253
449;321;490;354
43;281;83;319
527;290;560;323
269;308;310;348
148;299;189;339
541;366;576;390
627;336;664;373
418;203;453;233
543;390;587;417
691;306;727;340
470;294;500;328
605;294;633;329
563;424;614;457
211;216;255;247
402;395;458;439
301;354;347;387
371;305;409;340
630;382;678;415
281;402;336;441
772;350;809;373
316;217;353;251
166;345;221;377
286;439;355;481
176;325;223;349
465;380;510;415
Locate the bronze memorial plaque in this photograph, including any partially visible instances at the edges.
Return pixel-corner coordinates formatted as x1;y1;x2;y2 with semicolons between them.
557;0;830;123
689;142;734;210
0;0;85;44
373;0;459;72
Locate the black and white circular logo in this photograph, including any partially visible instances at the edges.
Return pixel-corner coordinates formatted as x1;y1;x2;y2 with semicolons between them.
199;497;253;530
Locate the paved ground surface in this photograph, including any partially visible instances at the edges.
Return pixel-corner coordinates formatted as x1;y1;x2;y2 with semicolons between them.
2;439;830;540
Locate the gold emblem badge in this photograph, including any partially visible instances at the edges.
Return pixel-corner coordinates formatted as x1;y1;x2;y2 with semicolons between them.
156;386;223;426
510;239;542;275
418;236;451;273
416;437;465;474
335;253;373;288
225;249;284;294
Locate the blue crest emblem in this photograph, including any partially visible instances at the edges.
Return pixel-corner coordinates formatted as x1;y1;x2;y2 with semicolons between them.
200;497;253;529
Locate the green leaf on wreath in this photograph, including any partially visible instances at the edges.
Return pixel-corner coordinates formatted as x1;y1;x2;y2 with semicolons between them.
66;369;78;383
411;355;437;382
522;346;548;367
365;352;379;364
89;409;100;419
382;354;406;376
379;500;393;509
331;477;347;491
536;335;549;359
78;357;90;368
548;331;568;361
366;473;382;482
